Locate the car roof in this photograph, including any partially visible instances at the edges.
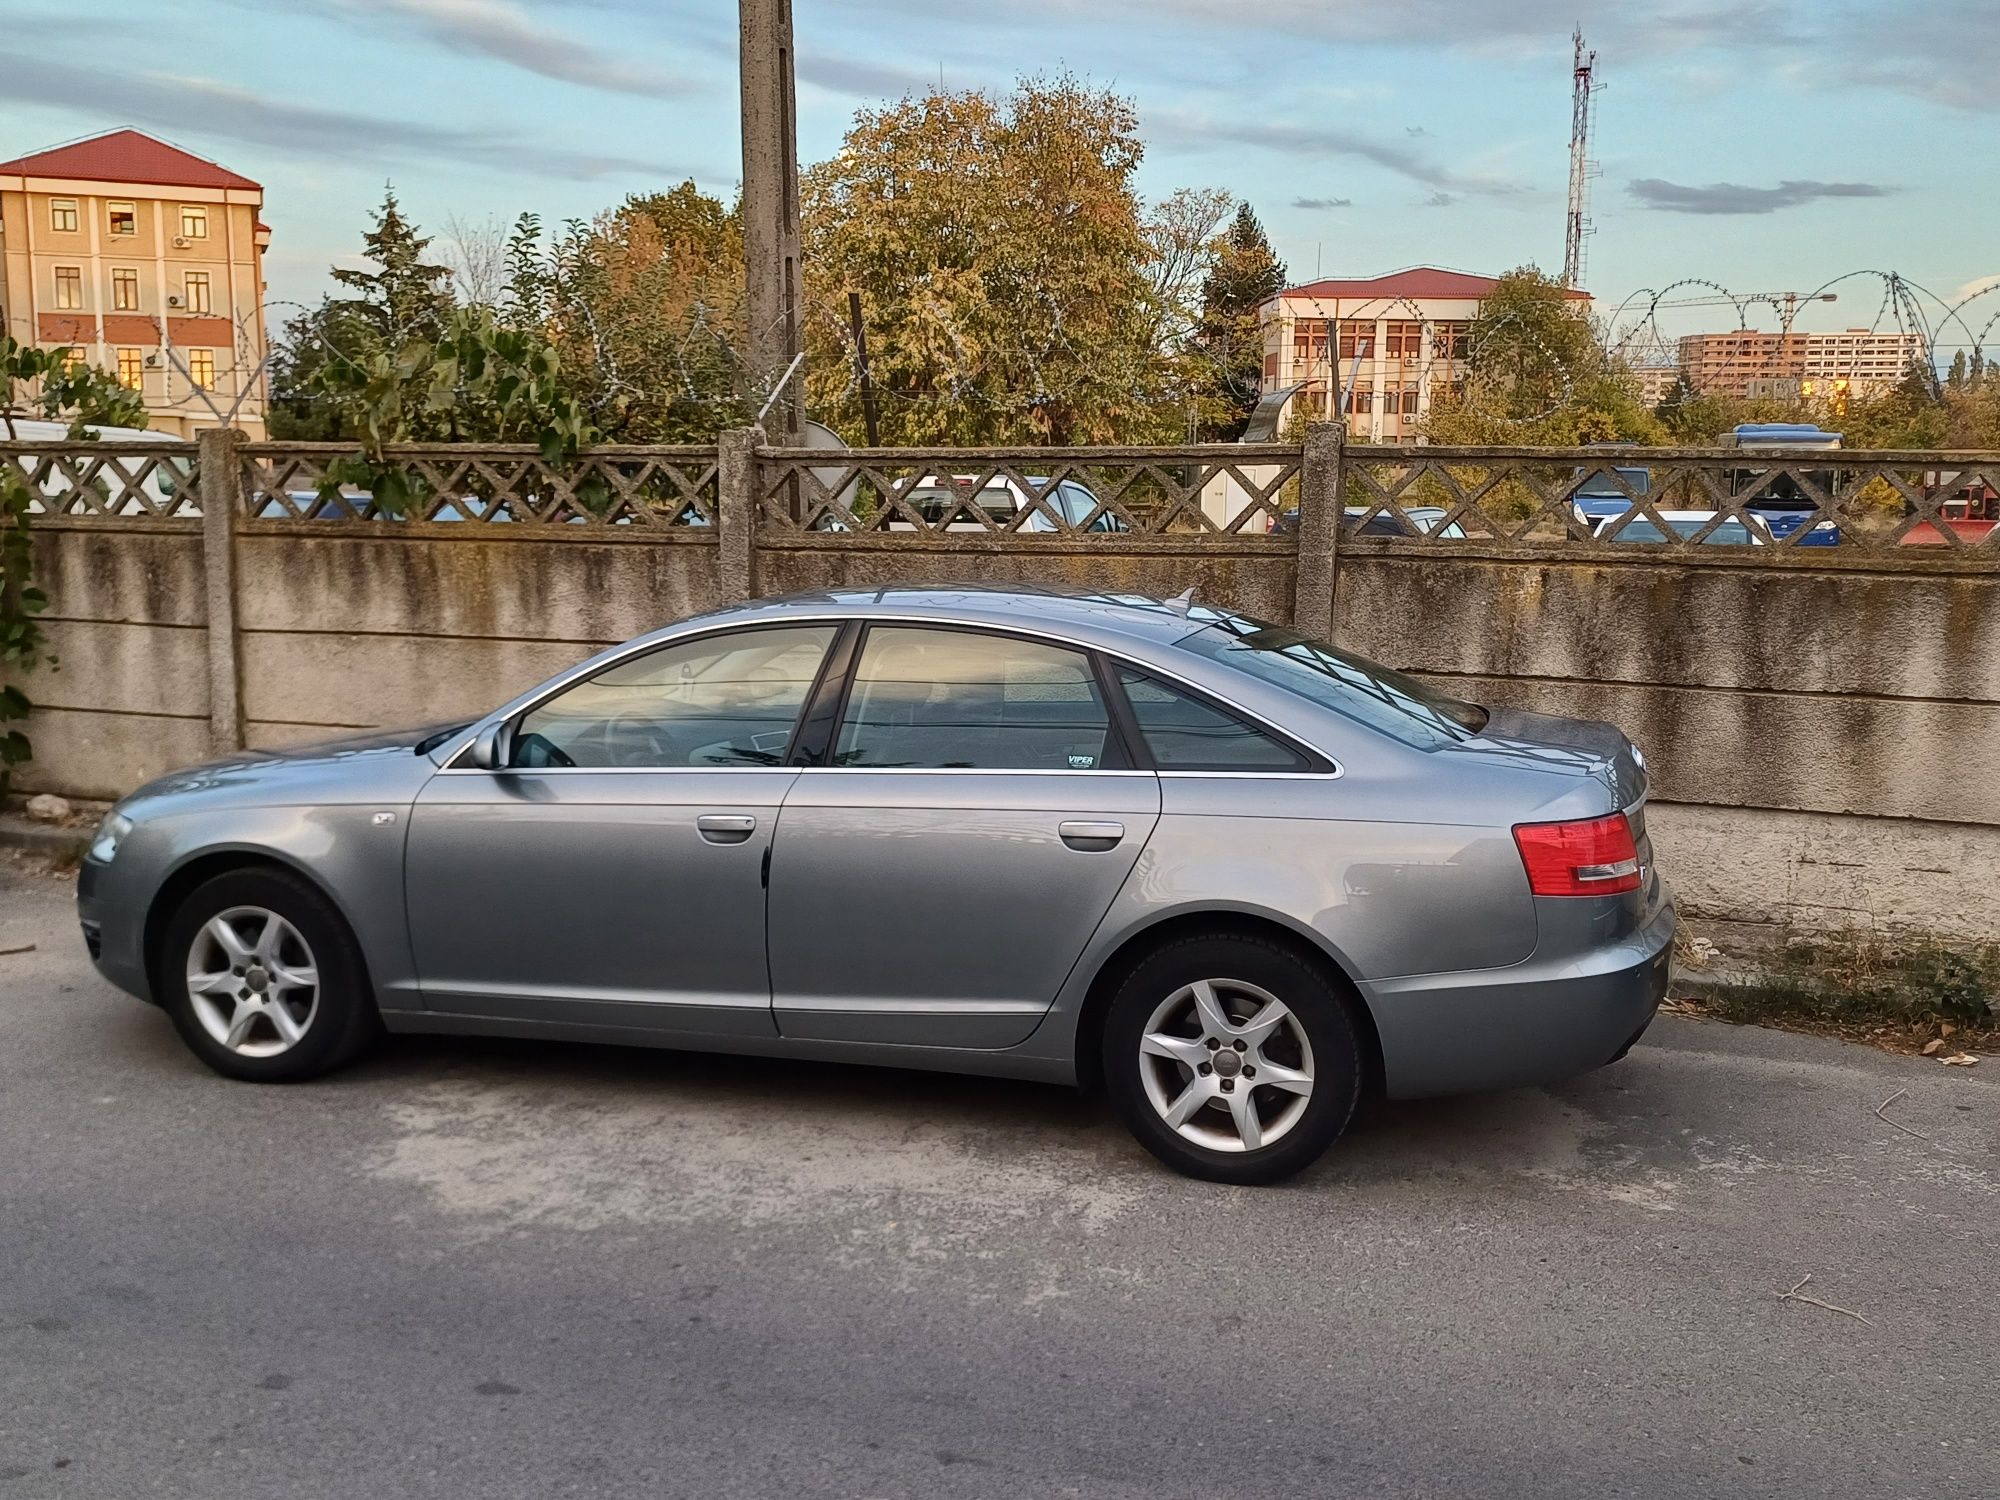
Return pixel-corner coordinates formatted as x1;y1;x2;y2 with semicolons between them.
657;585;1217;653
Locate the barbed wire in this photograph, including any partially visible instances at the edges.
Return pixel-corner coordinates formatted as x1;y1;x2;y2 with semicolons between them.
257;253;1999;445
1603;270;1999;400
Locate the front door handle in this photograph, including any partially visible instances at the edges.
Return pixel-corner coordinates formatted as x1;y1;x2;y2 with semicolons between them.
1059;820;1124;851
696;813;757;845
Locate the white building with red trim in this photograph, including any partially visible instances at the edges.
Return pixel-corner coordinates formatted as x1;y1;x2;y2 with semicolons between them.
1261;266;1591;443
0;129;271;436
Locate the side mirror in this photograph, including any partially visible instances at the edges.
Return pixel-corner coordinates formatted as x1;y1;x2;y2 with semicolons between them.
467;721;510;771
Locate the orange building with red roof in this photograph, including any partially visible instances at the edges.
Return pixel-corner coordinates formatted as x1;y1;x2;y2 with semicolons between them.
1261;266;1591;443
0;129;271;436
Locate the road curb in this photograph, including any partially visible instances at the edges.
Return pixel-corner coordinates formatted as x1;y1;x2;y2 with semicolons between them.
0;815;90;863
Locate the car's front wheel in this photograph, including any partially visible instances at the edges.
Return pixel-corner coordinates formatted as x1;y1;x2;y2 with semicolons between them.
1103;933;1362;1184
160;868;379;1082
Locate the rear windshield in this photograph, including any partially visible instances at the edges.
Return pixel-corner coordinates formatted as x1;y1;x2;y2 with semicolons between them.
1175;610;1488;750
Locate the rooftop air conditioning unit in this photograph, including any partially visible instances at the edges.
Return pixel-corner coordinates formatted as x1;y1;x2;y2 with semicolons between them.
172;236;191;248
167;294;183;308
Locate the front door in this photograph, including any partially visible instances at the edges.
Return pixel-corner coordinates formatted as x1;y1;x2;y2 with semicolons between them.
407;623;840;1036
767;624;1159;1048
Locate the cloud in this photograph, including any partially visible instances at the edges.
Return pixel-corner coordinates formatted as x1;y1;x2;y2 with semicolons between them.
1835;0;2000;112
822;0;1800;57
795;54;944;98
1423;191;1458;208
1627;177;1894;215
332;0;695;96
6;64;712;183
1148;108;1527;196
1951;275;2000;306
1292;196;1352;210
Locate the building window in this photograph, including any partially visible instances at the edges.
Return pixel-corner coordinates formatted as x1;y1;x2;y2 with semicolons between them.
180;205;209;239
1351;388;1374;414
1337;320;1372;359
186;349;216;388
1291;318;1330;368
50;198;79;233
1432;321;1470;360
183;271;212;313
1399;387;1421;416
60;346;86;371
116;348;145;390
1385;321;1424;358
112;268;141;311
109;202;137;236
54;266;84;310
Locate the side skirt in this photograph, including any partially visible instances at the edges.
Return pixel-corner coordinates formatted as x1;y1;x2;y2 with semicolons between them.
378;1009;1080;1087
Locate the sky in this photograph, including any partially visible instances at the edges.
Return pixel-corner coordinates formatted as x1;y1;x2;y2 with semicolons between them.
3;0;1996;354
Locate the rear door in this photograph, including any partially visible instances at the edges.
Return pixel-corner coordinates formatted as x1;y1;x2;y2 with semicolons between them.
766;624;1159;1048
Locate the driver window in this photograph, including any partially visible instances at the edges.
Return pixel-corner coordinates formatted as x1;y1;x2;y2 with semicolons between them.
512;625;836;768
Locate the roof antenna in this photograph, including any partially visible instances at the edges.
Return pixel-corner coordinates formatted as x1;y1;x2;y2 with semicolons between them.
1166;586;1197;616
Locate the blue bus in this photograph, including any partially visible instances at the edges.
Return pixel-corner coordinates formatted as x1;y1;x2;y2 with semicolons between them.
1719;423;1843;545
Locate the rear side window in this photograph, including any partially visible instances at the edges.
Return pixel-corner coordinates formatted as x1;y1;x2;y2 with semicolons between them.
834;627;1114;770
1117;669;1308;771
1176;609;1487;750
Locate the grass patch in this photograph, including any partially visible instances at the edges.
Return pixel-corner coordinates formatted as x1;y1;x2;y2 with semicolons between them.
1674;929;1998;1056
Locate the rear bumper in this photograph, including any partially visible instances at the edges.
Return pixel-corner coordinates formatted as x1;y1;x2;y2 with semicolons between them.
1363;885;1675;1101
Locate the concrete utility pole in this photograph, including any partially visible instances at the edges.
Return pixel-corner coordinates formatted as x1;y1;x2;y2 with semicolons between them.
740;0;805;441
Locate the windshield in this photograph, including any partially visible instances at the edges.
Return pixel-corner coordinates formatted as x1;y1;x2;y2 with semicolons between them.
1050;480;1126;531
1612;518;1757;544
1175;610;1488;749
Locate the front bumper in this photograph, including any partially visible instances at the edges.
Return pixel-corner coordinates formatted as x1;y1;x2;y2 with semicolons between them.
1363;884;1675;1101
77;856;155;1004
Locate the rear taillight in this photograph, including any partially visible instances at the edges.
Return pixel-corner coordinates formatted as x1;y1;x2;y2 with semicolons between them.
1513;813;1642;897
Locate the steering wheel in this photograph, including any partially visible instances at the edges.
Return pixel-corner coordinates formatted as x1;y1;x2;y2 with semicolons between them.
587;713;678;767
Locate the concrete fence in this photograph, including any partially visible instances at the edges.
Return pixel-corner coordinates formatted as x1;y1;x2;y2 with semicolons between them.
8;426;2000;940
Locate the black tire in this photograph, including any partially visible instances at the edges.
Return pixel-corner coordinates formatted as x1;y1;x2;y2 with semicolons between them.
1102;933;1362;1185
159;867;380;1082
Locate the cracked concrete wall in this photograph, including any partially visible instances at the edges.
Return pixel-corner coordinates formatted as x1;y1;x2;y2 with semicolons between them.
1333;549;2000;939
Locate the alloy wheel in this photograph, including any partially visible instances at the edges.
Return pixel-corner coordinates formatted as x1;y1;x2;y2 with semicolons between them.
184;905;320;1058
1137;978;1315;1153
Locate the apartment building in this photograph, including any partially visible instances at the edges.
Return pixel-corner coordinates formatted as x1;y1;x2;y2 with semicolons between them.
1677;328;1924;401
1260;266;1592;442
0;129;270;436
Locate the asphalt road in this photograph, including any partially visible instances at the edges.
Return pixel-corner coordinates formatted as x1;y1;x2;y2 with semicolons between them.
2;860;1995;1500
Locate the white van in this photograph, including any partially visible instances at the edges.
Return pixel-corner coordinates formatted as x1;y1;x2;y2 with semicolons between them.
2;418;195;515
886;474;1127;532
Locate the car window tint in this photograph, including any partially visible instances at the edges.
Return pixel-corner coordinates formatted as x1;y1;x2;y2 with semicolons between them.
906;486;1014;524
513;625;835;768
1118;669;1307;771
1176;609;1487;750
834;627;1113;770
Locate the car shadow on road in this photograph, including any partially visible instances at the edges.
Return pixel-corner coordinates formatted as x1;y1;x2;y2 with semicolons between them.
339;1025;1662;1196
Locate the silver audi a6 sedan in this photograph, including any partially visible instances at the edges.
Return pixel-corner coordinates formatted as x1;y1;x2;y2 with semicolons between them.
78;588;1672;1183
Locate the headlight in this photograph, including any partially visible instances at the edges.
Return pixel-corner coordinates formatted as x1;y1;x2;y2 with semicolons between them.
88;812;133;864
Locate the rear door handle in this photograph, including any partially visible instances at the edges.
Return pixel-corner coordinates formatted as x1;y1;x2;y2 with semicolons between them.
1059;820;1124;851
696;813;757;845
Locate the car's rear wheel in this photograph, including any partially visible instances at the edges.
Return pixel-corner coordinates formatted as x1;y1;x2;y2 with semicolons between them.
160;868;379;1082
1103;933;1362;1184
